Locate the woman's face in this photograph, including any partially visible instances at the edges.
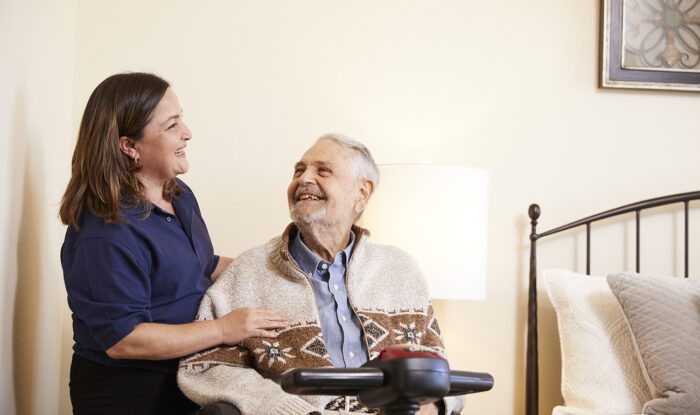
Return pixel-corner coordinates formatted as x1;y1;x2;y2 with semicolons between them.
135;88;192;183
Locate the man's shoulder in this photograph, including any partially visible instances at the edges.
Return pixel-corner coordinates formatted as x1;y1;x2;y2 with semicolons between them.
356;240;427;285
237;237;279;263
214;236;282;284
350;240;431;308
361;240;419;267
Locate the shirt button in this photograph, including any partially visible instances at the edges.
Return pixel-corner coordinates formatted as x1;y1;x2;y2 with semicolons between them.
321;263;328;270
333;284;339;291
341;315;347;322
348;352;355;358
166;217;172;222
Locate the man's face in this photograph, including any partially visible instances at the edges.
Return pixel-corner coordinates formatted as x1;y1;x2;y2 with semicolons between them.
287;140;365;228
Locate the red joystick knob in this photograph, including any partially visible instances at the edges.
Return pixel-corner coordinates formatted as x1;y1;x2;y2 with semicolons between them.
359;345;451;414
379;345;445;362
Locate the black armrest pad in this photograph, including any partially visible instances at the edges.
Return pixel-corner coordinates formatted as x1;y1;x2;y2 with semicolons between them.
192;402;242;415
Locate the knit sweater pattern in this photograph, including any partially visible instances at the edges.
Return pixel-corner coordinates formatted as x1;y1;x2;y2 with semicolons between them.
178;224;463;415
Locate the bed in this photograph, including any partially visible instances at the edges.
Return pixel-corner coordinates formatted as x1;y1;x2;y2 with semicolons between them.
524;191;700;415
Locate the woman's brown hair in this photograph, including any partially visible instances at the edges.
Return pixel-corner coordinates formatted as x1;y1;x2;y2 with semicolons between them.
60;73;182;230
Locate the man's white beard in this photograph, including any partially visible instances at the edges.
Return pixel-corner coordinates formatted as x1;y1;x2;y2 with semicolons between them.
290;205;327;225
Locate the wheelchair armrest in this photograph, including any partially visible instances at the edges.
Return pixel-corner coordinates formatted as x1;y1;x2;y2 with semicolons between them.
192;401;242;415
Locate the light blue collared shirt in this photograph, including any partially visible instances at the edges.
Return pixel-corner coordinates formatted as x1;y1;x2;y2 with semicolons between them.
289;230;368;368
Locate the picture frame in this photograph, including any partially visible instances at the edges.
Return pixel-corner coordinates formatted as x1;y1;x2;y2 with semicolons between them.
600;0;700;92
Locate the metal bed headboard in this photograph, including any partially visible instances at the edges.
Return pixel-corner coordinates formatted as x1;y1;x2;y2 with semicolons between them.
524;190;700;415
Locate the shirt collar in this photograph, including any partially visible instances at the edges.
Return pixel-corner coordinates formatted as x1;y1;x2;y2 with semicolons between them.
289;229;355;276
119;181;192;219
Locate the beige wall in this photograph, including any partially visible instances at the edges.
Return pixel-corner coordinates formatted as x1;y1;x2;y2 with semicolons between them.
1;0;77;414
2;1;699;414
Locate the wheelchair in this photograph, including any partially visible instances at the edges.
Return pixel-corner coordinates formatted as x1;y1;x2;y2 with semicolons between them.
194;345;493;415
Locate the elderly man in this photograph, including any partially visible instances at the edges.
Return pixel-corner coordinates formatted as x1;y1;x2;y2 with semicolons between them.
178;135;463;415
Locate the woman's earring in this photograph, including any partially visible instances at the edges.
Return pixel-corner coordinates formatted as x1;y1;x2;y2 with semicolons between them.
134;154;139;166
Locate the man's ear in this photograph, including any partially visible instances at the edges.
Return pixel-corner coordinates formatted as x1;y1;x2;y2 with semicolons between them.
118;136;138;159
354;179;374;214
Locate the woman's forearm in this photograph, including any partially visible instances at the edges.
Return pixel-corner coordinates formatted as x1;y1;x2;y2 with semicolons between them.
105;307;290;360
106;320;223;360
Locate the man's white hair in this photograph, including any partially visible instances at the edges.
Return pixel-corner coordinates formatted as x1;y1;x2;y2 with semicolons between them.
316;133;380;189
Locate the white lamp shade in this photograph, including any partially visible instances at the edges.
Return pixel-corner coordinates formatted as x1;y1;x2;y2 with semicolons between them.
359;164;489;300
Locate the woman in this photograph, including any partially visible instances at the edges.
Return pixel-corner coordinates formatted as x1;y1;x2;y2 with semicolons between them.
60;73;288;415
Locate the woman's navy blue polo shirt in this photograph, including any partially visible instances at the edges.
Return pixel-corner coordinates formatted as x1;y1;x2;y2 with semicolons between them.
61;179;218;374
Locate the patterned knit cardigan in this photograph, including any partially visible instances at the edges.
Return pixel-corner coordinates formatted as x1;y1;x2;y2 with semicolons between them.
178;224;464;415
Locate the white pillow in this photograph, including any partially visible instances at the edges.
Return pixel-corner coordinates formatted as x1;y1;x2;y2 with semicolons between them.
544;269;650;414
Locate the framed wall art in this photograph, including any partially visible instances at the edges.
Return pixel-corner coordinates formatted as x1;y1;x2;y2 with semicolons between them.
601;0;700;92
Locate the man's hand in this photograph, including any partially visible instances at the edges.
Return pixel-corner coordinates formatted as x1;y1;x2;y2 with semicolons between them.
217;307;290;344
416;402;439;415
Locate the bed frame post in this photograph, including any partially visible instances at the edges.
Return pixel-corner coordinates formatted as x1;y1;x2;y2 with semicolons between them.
526;204;540;415
685;201;689;278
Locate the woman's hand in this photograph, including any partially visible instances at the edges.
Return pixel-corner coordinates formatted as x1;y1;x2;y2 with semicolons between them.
217;307;290;345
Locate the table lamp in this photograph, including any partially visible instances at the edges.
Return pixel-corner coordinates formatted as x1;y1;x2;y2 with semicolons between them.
359;164;489;300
